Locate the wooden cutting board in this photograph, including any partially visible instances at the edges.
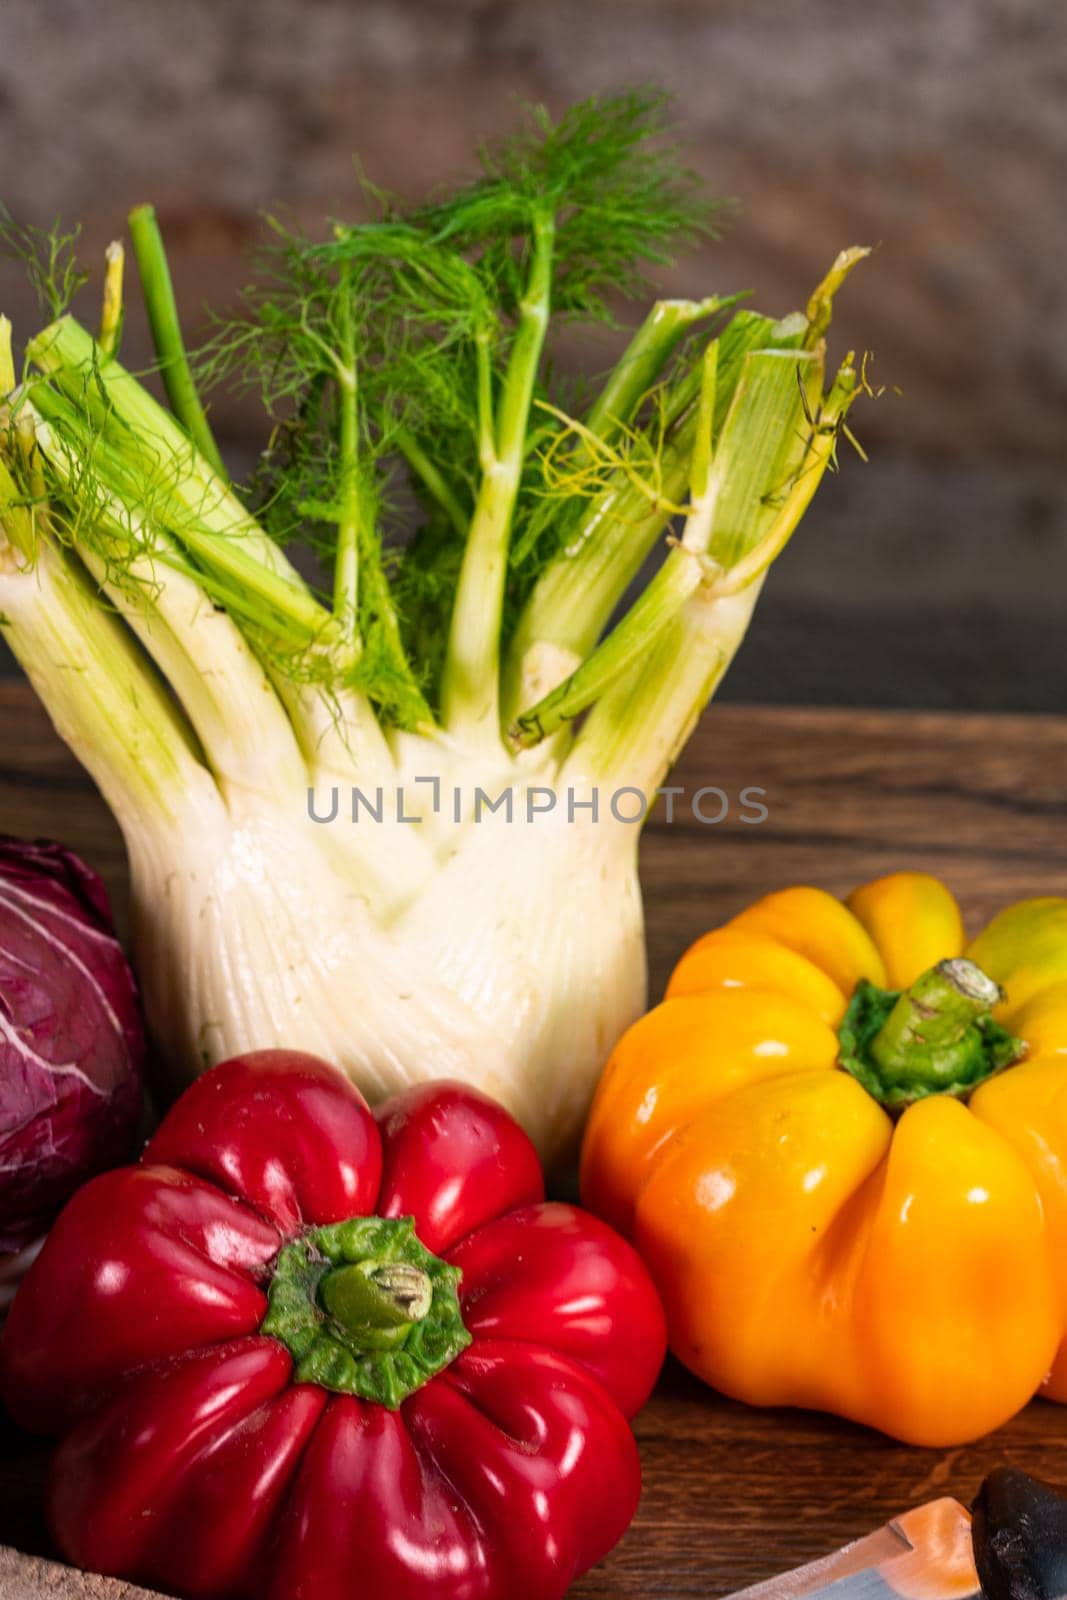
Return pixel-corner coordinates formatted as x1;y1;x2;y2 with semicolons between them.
2;683;1066;1597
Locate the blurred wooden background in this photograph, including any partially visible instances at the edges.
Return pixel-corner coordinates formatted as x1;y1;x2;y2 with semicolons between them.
1;0;1065;709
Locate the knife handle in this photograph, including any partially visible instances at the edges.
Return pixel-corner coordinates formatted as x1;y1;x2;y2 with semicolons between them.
972;1467;1067;1600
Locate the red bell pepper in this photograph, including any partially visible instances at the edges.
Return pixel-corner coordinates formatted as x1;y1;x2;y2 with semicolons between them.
0;1051;666;1600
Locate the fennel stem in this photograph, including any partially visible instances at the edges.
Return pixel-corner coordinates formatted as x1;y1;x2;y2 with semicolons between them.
98;242;125;359
475;329;495;472
27;321;337;653
511;337;821;748
581;296;727;446
23;305;379;787
332;272;361;641
15;396;309;792
0;520;207;824
511;551;705;749
499;309;791;727
440;212;555;745
0;318;13;394
509;339;721;747
573;354;860;799
395;428;468;540
127;204;228;480
0;457;34;560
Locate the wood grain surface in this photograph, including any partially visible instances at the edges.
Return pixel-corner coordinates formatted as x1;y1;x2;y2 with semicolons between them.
1;682;1066;1596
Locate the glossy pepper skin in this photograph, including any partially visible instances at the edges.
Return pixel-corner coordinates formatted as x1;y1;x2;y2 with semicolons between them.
1;1052;666;1600
581;873;1067;1448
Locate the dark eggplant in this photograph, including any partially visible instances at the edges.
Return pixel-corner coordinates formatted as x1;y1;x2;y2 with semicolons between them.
973;1468;1067;1600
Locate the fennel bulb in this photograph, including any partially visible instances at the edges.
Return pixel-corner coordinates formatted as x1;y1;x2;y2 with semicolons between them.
0;92;866;1161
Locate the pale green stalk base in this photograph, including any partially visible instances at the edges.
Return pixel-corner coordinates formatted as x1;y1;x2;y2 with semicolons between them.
0;528;214;831
441;216;555;746
567;579;764;801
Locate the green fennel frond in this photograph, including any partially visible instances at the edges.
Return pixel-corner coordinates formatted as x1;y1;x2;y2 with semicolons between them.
418;86;722;321
0;208;89;321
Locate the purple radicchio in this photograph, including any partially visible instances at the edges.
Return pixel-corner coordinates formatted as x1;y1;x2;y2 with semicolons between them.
0;836;143;1255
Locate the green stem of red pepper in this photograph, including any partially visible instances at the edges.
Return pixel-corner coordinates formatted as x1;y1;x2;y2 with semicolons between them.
260;1215;471;1408
319;1259;433;1346
838;958;1025;1109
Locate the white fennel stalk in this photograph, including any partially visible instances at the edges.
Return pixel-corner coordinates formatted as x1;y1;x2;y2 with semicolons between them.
0;101;869;1162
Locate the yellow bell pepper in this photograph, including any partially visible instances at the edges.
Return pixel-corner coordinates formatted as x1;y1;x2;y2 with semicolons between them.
580;873;1067;1446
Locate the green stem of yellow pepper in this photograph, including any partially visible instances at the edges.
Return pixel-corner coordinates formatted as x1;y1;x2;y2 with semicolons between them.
839;959;1024;1109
